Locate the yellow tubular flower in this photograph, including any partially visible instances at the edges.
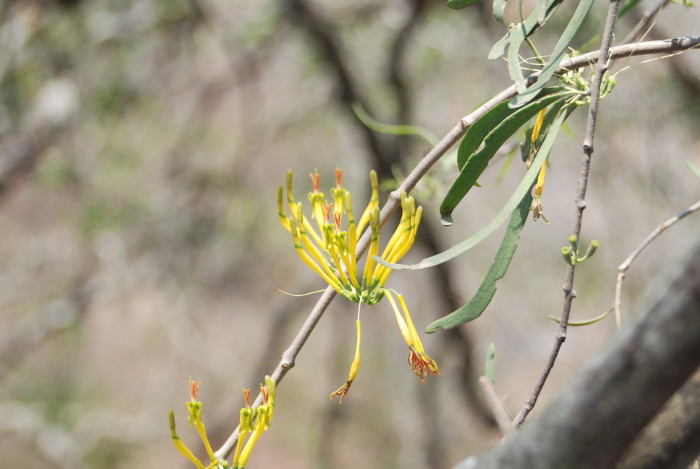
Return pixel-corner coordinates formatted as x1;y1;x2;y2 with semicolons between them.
527;108;547;168
236;378;276;469
356;170;379;236
384;206;422;266
345;193;358;262
361;208;381;297
279;169;435;402
374;199;422;287
169;411;206;469
290;218;342;291
330;320;362;403
286;170;325;247
232;389;253;468
385;291;440;383
277;187;291;232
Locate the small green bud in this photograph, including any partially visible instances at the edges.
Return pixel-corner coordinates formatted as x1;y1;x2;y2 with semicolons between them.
562;246;573;265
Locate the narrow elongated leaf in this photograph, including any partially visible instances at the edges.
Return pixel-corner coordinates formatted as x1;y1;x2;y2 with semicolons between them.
457;101;513;169
511;0;595;107
488;0;565;60
447;0;482;9
442;90;569;223
425;185;533;333
549;307;614;326
377;104;575;271
457;87;565;169
352;103;438;145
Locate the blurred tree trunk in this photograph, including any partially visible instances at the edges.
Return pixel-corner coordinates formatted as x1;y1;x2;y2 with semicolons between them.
455;241;700;469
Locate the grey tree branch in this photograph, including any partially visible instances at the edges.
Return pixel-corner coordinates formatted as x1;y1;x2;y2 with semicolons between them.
621;0;671;45
455;241;700;469
615;198;700;326
214;35;700;460
511;0;623;429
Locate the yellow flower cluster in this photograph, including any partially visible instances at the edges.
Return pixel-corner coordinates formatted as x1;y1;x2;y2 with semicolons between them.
278;168;421;304
279;169;439;402
170;377;276;469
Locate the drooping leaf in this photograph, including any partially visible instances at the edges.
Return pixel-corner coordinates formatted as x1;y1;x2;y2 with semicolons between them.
425;183;533;333
352;102;438;145
511;0;595;107
377;103;576;271
447;0;482;9
442;89;569;224
457;101;513;170
549;307;614;326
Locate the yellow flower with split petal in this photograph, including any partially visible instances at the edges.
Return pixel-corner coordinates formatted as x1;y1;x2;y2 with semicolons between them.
386;291;441;382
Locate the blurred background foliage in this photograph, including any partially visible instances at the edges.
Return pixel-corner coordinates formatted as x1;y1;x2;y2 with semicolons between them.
0;0;698;468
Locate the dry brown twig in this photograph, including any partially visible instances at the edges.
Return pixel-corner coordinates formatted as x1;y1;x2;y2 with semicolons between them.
614;198;700;326
478;377;512;436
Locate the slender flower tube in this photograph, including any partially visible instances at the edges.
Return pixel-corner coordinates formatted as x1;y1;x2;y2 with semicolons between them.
330;320;362;403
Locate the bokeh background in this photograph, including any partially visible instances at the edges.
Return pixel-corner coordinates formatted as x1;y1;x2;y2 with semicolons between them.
0;1;699;468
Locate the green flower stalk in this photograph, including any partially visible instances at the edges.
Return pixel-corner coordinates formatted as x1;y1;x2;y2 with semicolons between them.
279;169;439;402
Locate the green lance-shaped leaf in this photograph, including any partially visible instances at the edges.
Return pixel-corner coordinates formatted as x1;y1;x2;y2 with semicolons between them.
443;89;570;224
425;183;533;333
352;102;438;145
377;103;577;272
511;0;595;107
447;0;483;9
488;0;565;60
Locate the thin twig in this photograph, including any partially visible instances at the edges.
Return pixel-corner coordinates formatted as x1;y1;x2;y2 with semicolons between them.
214;35;700;459
511;0;624;429
621;0;671;45
614;198;700;326
478;376;513;436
